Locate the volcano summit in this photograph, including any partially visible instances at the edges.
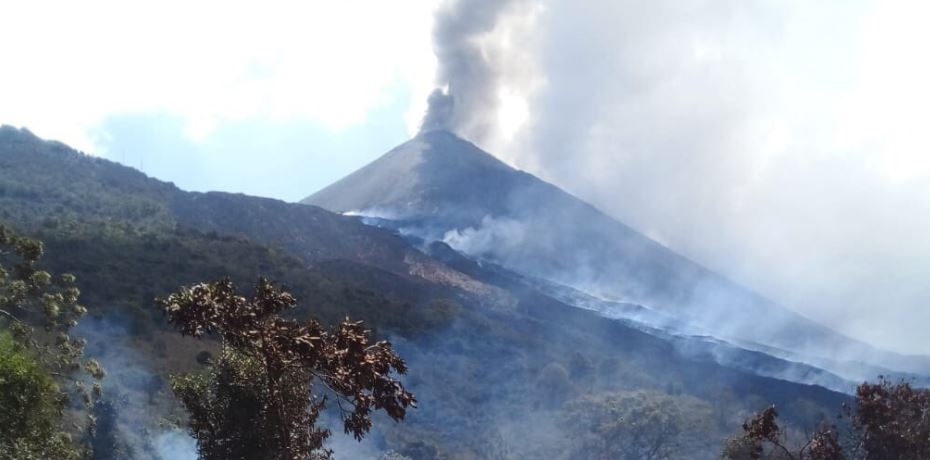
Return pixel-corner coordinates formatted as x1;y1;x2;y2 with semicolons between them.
304;129;930;384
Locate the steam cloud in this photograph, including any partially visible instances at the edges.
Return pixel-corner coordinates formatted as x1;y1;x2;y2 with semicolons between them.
426;0;930;355
154;431;197;460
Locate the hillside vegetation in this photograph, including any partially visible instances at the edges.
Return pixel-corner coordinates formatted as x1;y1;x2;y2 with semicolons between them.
0;125;869;459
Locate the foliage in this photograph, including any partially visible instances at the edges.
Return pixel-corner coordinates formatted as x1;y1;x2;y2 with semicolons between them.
0;128;447;458
91;398;128;460
0;223;103;457
2;125;863;459
0;126;175;237
562;390;714;460
723;379;930;460
0;224;94;374
0;331;81;459
721;405;843;460
845;378;930;459
158;278;416;460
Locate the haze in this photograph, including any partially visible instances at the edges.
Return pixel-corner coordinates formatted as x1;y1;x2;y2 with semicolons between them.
1;0;928;355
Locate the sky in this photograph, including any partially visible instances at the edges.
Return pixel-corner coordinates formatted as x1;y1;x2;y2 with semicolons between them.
2;0;929;355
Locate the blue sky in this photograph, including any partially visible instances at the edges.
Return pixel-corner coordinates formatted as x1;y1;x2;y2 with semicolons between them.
88;83;413;201
2;0;930;354
1;0;441;200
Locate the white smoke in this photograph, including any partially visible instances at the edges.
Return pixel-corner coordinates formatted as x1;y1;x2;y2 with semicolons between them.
442;215;529;257
154;431;197;460
426;0;930;356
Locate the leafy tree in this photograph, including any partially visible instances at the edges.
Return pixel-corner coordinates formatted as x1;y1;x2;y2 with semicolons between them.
0;224;95;374
723;379;930;460
0;223;103;457
845;378;930;459
0;331;80;459
158;278;416;460
721;405;843;460
562;390;714;460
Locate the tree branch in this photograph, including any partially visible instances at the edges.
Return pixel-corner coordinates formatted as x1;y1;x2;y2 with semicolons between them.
309;369;359;412
0;308;21;323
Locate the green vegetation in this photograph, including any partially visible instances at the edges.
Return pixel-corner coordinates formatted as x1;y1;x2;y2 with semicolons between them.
0;224;94;375
0;331;78;459
4;126;929;459
0;127;456;339
0;223;104;457
0;126;175;236
0;126;450;458
561;390;714;459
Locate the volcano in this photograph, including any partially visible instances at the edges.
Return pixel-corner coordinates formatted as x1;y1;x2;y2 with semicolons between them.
304;129;930;381
3;124;925;458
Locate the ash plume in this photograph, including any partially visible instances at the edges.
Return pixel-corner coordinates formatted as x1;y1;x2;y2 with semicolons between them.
420;0;530;142
420;89;455;132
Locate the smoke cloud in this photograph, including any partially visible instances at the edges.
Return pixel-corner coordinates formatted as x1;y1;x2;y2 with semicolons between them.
419;89;455;132
427;0;930;355
153;431;197;460
421;0;539;143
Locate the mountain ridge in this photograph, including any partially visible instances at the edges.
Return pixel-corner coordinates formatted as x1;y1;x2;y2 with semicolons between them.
0;124;889;458
303;129;930;378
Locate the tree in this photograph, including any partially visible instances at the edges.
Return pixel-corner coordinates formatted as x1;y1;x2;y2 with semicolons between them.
0;224;97;373
0;224;103;457
158;278;416;460
722;378;930;460
721;405;843;460
91;397;128;460
537;362;572;408
562;390;713;460
845;378;930;459
0;331;80;459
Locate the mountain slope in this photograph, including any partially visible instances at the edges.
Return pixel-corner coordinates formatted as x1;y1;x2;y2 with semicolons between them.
303;129;930;379
0;126;490;296
1;125;871;458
